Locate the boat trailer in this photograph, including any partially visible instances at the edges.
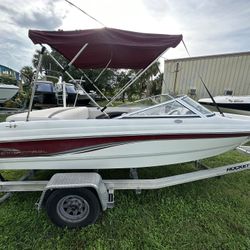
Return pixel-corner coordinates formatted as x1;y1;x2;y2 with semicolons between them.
0;146;250;228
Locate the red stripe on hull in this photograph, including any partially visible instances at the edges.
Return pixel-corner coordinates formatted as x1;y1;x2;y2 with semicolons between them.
0;133;249;158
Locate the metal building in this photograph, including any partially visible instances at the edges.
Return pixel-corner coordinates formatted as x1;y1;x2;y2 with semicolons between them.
162;51;250;100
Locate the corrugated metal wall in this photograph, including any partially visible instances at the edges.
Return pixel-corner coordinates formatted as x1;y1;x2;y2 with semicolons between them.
162;52;250;99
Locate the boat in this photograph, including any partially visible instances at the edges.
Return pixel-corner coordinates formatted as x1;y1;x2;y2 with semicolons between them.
1;28;250;229
55;79;97;106
199;95;250;116
0;83;19;104
33;80;57;106
61;84;91;105
33;80;94;107
1;27;250;170
1;95;250;170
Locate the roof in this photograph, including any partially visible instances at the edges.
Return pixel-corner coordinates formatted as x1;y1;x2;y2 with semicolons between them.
165;51;250;63
29;27;182;69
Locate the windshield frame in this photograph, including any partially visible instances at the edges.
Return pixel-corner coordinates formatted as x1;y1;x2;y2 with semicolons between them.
118;95;214;119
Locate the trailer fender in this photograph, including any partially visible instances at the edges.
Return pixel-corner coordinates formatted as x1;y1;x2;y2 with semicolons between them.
37;172;109;211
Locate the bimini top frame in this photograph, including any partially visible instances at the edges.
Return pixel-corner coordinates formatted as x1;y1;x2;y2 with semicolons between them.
29;28;182;69
27;28;183;118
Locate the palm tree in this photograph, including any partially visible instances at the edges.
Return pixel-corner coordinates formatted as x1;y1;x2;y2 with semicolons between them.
20;66;34;85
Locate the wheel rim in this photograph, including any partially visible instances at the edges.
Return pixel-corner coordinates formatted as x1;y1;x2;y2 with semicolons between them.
57;195;90;223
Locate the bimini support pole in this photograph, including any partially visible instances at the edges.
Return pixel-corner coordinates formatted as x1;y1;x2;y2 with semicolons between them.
68;43;88;67
79;57;112;103
94;59;112;83
73;76;83;107
26;46;46;121
101;49;168;111
80;69;110;102
49;43;98;108
47;47;109;116
49;52;98;108
113;69;143;98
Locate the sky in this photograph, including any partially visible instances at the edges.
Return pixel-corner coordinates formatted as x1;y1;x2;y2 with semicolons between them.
0;0;250;71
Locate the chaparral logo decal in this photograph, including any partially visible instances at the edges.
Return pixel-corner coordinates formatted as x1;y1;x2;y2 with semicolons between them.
0;148;21;156
0;148;46;157
226;164;250;172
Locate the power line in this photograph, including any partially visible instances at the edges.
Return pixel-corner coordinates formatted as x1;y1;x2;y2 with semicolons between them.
65;0;106;27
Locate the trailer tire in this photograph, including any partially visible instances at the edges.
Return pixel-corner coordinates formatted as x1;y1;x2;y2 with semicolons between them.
45;188;101;228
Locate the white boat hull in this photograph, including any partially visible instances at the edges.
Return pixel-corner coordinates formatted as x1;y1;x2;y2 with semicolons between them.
0;115;249;170
0;136;247;170
0;84;19;104
202;104;250;116
199;96;250;116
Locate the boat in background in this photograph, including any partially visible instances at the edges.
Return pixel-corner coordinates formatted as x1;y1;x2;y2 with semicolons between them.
199;95;250;115
0;83;19;104
33;80;56;106
33;80;95;108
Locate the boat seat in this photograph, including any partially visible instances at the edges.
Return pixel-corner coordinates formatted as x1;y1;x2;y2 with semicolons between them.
96;111;127;119
51;107;90;119
88;108;104;119
88;107;134;119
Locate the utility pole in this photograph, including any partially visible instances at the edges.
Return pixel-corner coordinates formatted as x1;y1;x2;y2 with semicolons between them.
173;62;179;96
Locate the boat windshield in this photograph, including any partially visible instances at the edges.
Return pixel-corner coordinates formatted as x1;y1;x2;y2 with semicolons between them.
36;81;54;93
66;84;77;94
119;94;174;108
119;96;213;118
181;96;212;116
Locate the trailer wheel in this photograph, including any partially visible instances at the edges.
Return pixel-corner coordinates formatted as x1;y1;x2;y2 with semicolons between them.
45;188;101;228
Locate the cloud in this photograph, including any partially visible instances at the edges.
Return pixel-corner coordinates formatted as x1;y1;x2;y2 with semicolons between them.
0;0;64;30
0;0;66;70
0;0;249;71
159;0;250;58
0;28;35;70
142;0;170;19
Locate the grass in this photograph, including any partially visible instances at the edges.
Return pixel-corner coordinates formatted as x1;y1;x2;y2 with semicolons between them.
0;151;249;250
0;115;6;122
0;114;250;249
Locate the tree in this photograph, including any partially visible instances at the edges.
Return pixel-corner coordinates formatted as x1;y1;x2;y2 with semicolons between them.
150;73;163;95
0;75;17;85
20;66;34;85
139;62;162;98
31;49;163;101
32;49;117;95
32;49;63;80
114;62;163;101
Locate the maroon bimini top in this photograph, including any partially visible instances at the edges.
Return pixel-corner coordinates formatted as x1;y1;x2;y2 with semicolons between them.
29;27;182;69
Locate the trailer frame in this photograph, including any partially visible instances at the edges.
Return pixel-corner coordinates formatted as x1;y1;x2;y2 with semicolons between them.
0;146;250;228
